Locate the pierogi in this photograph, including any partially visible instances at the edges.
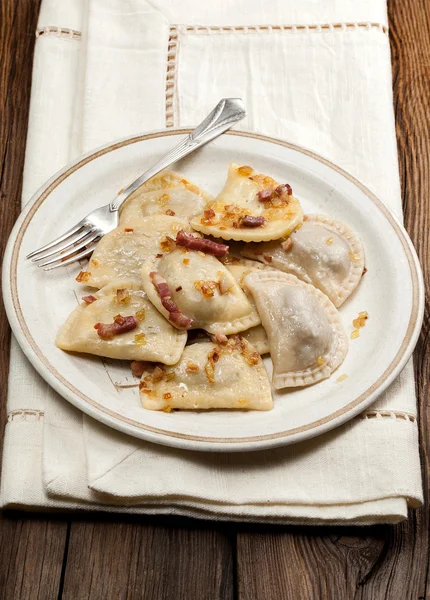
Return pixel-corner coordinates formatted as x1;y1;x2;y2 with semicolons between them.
245;271;348;389
242;214;365;306
56;280;187;363
190;164;303;242
139;337;273;411
222;257;273;354
85;215;194;288
120;171;211;224
141;249;260;334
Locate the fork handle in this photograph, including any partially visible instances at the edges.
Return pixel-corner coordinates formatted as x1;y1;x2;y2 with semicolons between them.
109;98;246;212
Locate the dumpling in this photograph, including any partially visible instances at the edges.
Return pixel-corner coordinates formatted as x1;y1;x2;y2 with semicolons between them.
221;258;272;354
139;336;273;411
141;249;261;334
242;214;365;307
119;171;211;224
221;256;270;275
222;257;275;294
184;315;269;355
56;280;187;363
245;271;348;388
190;164;303;242
85;215;192;288
134;170;208;195
240;325;270;355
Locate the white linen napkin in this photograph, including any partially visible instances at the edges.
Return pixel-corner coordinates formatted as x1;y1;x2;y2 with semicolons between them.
1;0;423;524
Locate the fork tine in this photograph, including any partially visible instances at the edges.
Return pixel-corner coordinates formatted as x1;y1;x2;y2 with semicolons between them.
33;229;98;264
36;231;100;268
26;222;85;259
42;244;98;271
31;226;92;262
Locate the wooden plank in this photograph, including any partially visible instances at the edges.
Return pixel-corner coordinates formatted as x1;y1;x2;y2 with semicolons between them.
237;523;426;599
237;526;388;599
236;0;430;597
0;2;69;600
61;516;233;600
0;516;68;600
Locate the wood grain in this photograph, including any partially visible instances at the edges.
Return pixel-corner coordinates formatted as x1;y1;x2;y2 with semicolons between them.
61;516;233;600
237;526;388;599
235;0;430;599
0;515;68;600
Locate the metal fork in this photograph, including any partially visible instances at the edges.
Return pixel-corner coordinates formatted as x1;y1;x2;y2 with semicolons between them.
27;98;246;270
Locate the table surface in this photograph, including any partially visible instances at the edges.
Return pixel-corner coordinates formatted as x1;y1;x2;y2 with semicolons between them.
1;1;429;598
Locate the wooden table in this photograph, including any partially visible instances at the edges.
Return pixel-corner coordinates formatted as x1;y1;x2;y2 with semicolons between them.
0;1;429;598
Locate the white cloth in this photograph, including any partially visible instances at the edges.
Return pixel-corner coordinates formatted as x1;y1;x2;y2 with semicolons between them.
1;0;423;524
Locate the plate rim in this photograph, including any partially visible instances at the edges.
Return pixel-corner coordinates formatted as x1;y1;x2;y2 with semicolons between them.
2;129;425;452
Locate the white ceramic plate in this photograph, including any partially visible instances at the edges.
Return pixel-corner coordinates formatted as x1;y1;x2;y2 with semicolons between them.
3;130;424;452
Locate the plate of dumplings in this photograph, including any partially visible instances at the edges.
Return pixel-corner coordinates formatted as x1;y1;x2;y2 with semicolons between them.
3;130;424;451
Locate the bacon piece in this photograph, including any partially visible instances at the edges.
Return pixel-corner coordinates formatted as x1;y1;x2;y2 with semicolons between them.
175;230;229;257
205;347;221;384
257;184;292;204
131;360;152;378
150;271;193;329
82;295;97;304
274;183;292;196
94;315;138;340
257;189;272;202
201;208;216;225
241;216;266;228
168;310;194;328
